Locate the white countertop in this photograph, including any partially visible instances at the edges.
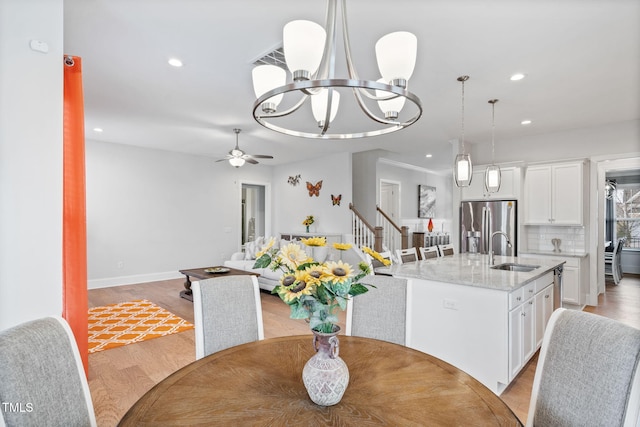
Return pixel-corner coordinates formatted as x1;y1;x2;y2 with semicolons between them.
379;253;564;292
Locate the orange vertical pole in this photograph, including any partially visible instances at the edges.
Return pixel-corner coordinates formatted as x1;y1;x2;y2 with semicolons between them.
63;55;89;376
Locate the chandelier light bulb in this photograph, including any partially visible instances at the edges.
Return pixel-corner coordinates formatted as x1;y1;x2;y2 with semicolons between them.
252;65;286;113
375;31;417;87
376;78;406;119
283;20;326;81
311;89;340;127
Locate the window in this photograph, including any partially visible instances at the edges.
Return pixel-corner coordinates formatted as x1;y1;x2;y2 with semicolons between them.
613;183;640;250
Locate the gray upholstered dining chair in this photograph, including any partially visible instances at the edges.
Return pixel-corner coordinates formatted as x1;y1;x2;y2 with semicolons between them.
526;308;640;427
192;275;264;359
345;275;412;346
0;316;97;427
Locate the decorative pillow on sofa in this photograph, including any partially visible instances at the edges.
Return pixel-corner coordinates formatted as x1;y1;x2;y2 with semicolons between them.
244;236;267;260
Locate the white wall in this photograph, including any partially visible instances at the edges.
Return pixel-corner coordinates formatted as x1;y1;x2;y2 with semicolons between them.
0;0;64;329
85;140;272;288
377;159;453;233
471;119;639;166
272;152;353;236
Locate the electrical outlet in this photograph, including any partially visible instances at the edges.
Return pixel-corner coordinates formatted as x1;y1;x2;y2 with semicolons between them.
443;298;459;310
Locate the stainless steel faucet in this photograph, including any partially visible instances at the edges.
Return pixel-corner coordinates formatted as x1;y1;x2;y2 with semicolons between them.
489;231;512;265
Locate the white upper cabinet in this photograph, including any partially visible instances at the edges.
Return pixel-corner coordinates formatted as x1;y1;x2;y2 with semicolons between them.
461;166;521;200
524;161;584;225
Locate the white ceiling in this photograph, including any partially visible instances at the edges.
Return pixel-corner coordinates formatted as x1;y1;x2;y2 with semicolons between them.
63;0;640;172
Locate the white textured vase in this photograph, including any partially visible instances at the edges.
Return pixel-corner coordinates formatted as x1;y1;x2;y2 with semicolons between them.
312;246;329;263
302;326;349;406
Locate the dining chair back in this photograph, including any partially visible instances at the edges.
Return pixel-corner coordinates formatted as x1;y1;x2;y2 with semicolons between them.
419;245;439;260
192;275;264;359
345;275;412;346
0;316;97;427
369;250;393;269
605;238;625;285
395;247;418;264
526;308;640;427
438;244;455;257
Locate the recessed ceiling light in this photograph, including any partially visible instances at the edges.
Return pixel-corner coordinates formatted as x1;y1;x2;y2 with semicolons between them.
510;73;525;81
93;127;103;132
425;154;433;158
168;58;183;67
521;120;532;125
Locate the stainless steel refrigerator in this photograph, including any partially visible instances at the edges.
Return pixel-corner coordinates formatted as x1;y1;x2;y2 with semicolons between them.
460;200;517;256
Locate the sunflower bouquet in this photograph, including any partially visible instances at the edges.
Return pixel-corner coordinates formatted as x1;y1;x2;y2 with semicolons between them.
253;238;373;333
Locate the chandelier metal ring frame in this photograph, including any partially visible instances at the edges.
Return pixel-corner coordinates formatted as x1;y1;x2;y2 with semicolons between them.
253;79;422;139
251;0;423;139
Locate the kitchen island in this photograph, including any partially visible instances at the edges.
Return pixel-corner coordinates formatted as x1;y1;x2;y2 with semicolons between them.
383;253;565;395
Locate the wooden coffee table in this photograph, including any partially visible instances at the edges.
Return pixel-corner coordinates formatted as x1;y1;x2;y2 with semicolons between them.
178;266;259;301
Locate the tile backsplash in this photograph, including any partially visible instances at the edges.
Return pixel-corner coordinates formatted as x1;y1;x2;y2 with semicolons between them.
524;225;586;254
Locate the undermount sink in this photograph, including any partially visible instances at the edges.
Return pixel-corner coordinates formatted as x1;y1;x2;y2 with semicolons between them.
491;263;540;272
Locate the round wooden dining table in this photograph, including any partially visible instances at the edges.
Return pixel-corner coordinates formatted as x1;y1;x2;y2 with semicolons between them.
118;335;523;426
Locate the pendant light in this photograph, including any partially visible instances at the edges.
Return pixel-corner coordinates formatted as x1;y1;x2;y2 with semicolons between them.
454;76;472;187
485;99;501;193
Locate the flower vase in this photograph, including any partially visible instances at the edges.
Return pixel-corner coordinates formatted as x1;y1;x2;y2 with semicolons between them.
306;225;310;233
312;246;328;263
302;326;349;406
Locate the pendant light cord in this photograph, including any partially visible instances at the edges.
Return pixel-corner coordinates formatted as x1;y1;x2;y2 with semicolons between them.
457;75;469;154
489;99;499;164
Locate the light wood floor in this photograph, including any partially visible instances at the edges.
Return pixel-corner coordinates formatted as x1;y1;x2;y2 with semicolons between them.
88;274;640;426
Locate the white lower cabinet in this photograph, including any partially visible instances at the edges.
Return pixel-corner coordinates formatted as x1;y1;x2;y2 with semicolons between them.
535;285;554;348
508;273;554;381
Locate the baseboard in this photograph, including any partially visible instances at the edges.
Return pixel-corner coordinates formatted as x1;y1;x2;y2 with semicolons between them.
88;271;183;289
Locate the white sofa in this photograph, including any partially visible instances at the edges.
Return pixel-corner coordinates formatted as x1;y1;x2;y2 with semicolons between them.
223;237;284;291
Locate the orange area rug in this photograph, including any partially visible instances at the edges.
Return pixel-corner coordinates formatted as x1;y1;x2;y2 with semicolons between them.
88;299;193;354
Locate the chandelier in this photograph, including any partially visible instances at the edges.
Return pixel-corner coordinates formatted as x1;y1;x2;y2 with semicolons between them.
251;0;422;139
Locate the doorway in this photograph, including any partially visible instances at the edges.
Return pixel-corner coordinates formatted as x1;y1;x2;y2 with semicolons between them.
379;180;400;222
241;183;270;247
591;156;640;305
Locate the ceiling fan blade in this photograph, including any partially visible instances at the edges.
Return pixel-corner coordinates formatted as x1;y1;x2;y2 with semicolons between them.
245;158;259;164
215;158;230;162
249;154;274;159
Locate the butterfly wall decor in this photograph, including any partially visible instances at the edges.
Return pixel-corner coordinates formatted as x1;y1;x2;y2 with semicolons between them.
306;181;322;197
331;194;342;206
287;174;301;186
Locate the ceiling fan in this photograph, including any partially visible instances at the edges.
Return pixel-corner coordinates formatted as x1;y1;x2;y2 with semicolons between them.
216;128;274;168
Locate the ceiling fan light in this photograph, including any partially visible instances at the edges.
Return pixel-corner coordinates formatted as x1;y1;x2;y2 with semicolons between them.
454;153;473;187
229;157;245;168
375;31;417;86
311;89;340;126
283;20;326;80
252;65;286;112
485;164;501;193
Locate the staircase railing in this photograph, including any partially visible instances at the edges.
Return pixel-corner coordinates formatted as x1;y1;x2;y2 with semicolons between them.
376;205;409;255
349;204;409;254
349;203;383;252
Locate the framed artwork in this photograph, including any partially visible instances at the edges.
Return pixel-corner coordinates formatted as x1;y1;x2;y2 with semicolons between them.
418;185;436;218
